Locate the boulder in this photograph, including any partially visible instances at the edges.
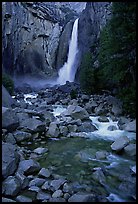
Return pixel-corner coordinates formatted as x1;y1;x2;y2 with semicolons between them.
124;144;136;156
29;178;45;187
13;131;32;142
19;118;45;133
15;171;29;189
2;142;20;179
2;197;16;202
123;120;136;132
38;168;51;178
59;125;68;136
68;192;95;202
16;195;32;202
18;159;41;175
98;116;109;122
2;85;15;108
36;191;51;201
111;136;129;152
4;133;16;144
49;197;66;202
95;151;108;160
62;105;89;120
111;104;122;116
2;176;21;196
78;121;97;132
107;125;117;131
47;122;60;137
2;107;19;132
33;147;48;155
52;189;63;198
50;178;66;191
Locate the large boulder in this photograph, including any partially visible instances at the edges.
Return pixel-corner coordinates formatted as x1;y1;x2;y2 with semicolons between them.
47;122;60;137
2;142;20;179
2;176;21;196
124;144;136;157
18;159;41;175
62;105;89;120
68;192;96;202
2;107;19;132
111;136;129;152
122;120;136;132
78;121;97;132
19;118;45;133
13;131;32;142
2;85;15;108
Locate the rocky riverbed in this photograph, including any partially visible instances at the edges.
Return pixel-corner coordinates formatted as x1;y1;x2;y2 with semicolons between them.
2;82;136;202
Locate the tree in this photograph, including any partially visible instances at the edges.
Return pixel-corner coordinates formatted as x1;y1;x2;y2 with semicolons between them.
98;2;136;117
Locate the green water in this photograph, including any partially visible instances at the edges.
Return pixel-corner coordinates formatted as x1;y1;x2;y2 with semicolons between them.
22;136;136;202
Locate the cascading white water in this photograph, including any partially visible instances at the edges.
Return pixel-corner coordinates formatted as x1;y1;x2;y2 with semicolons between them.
56;18;79;85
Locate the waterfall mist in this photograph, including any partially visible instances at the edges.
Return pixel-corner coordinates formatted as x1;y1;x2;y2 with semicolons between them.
56;18;79;85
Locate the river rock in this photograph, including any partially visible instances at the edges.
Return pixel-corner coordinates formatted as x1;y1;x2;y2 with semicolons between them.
130;165;136;174
36;191;51;201
52;189;63;198
2;197;16;202
28;185;40;193
29;178;45;187
38;168;51;178
122;120;136;132
18;159;41;175
68;124;78;133
124;144;136;156
2;85;15;108
98;116;109;122
41;181;50;190
62;105;89;120
4;133;16;144
95;151;108;160
2;176;21;196
50;178;66;191
47;122;60;137
16;195;32;202
111;136;129;152
2;142;20;179
19;118;45;133
15;171;29;189
78;121;97;132
68;192;96;202
107;125;117;131
13;131;32;142
33;147;48;155
49;197;66;202
2;107;19;131
59;125;68;136
92;169;106;184
111;104;122;116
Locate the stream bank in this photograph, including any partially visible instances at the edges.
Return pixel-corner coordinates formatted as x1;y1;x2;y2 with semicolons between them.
2;82;136;202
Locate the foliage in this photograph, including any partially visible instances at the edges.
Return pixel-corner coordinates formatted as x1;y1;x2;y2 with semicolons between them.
70;89;77;99
98;2;136;117
2;73;14;95
79;52;96;94
79;2;136;117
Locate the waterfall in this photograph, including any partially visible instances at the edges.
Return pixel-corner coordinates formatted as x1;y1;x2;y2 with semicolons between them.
56;18;79;85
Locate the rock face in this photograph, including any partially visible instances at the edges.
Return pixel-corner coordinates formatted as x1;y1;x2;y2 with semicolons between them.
2;85;15;107
76;2;111;80
2;107;19;131
2;142;20;179
2;2;79;81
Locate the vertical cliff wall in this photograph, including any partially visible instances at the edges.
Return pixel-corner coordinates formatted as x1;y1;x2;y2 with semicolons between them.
2;2;63;79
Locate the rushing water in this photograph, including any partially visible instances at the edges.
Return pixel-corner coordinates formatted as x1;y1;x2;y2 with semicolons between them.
56;18;79;85
20;104;136;202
